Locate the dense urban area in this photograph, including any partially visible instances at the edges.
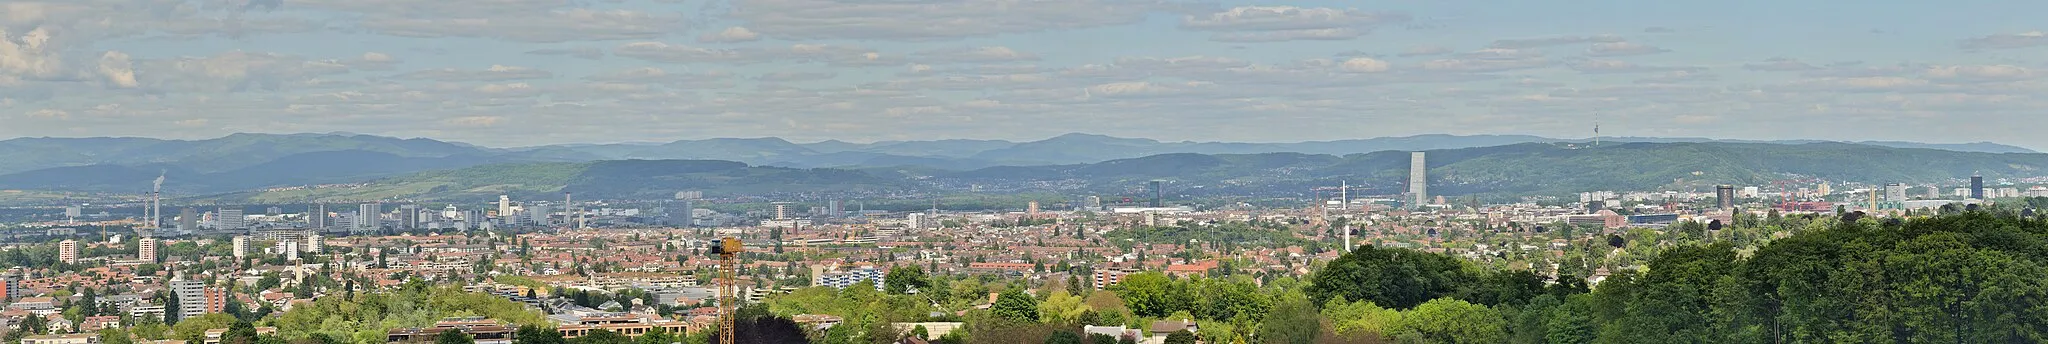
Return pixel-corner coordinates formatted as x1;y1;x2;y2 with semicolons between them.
5;150;2048;344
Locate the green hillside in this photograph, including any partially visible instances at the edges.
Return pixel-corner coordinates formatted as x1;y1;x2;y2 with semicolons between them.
220;159;913;203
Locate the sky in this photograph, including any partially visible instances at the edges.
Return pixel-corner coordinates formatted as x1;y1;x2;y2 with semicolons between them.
4;0;2048;148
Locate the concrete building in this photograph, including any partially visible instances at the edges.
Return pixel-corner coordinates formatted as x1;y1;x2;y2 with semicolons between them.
217;208;245;230
772;202;794;220
308;204;327;229
59;239;78;264
21;334;98;344
306;233;323;253
666;200;694;227
170;277;223;320
1409;152;1428;207
1148;180;1164;208
1885;183;1909;201
811;265;885;291
232;236;250;258
1715;185;1735;209
1971;176;1985;199
178;208;198;232
358;203;383;231
138;237;157;263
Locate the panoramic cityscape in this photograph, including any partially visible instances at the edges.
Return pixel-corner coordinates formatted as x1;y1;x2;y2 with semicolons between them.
7;0;2048;344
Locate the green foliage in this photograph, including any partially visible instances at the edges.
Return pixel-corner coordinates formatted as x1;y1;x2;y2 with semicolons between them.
993;290;1042;322
884;266;930;295
436;331;476;344
1304;246;1477;310
1256;292;1320;344
516;325;566;344
1043;331;1083;344
274;285;548;342
1162;331;1196;344
1390;298;1506;344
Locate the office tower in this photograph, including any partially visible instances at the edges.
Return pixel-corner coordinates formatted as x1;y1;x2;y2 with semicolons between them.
65;206;80;223
169;276;222;320
528;204;551;226
667;201;693;227
358;203;383;231
827;200;843;217
307;204;327;229
232;236;250;258
1148;180;1164;207
218;208;245;230
1971;176;1985;199
305;233;323;253
1087;196;1102;210
1028;201;1040;218
284;241;300;261
398;204;419;230
1715;185;1735;209
499;195;513;220
772;202;793;220
138;237;157;263
179;208;198;232
1410;152;1428;207
59;240;78;264
1885;183;1908;201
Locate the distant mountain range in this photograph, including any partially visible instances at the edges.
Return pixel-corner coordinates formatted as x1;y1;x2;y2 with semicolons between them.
0;133;2039;199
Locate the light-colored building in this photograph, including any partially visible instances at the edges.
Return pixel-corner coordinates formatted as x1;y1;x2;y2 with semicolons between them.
358;203;383;231
232;236;250;258
58;240;78;264
22;334;98;344
1409;152;1428;207
217;208;244;230
138;237;158;263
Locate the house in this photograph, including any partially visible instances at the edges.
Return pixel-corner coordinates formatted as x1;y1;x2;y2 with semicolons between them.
21;334;98;344
80;316;122;332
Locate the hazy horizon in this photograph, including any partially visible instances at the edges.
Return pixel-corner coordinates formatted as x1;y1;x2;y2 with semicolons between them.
6;0;2046;148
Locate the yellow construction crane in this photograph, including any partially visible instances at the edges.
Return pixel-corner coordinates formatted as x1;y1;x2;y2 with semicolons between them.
708;237;744;343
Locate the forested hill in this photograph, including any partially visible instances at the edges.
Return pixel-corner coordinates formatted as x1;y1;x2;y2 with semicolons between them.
946;141;2048;196
216;159;911;203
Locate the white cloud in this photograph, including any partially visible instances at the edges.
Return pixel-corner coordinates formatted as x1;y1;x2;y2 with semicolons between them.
1743;58;1819;72
756;71;837;82
443;116;504;127
698;27;761;43
1398;46;1453;57
727;0;1194;40
1586;42;1669;56
359;9;681;43
1183;6;1403;42
1489;35;1624;49
1958;31;2048;50
582;67;734;89
1210;28;1364;42
96;51;137;88
395;65;553;82
1339;58;1390;73
913;46;1041;64
615;42;903;66
1923;65;2033;82
1568;59;1703;74
526;48;605;59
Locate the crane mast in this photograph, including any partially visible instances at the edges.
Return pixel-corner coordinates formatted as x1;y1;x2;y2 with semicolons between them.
708;237;744;343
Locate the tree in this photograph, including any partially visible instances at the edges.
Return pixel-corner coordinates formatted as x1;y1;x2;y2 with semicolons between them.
571;329;629;344
1044;331;1083;344
1257;292;1321;344
100;329;136;344
515;325;566;344
1162;331;1196;344
1304;246;1475;309
884;266;930;295
223;320;261;344
993;289;1041;322
437;331;477;344
1392;298;1506;344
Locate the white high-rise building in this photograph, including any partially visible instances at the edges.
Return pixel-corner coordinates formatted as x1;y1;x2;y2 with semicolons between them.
499;195;513;222
217;208;245;230
138;237;157;263
358;203;383;231
1409;152;1428;207
59;240;78;264
232;236;250;258
1885;183;1909;201
305;233;323;253
284;241;300;261
169;276;209;320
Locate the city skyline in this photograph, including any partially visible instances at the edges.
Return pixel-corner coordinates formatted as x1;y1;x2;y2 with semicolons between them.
5;0;2048;148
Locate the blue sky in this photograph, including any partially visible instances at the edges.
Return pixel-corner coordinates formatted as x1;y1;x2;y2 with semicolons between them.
4;0;2048;149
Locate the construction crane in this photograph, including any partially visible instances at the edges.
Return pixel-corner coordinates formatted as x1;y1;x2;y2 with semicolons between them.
708;237;744;343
